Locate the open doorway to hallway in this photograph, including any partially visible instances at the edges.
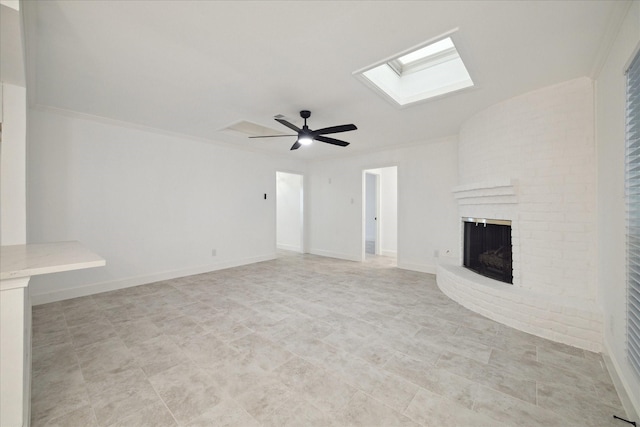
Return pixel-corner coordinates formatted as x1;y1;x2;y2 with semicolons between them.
363;166;397;265
276;171;304;253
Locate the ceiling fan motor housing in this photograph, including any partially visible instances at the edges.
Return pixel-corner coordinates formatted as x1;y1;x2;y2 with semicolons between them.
299;110;312;140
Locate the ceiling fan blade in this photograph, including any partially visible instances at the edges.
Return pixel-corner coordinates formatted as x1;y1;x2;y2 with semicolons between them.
248;135;296;138
315;135;350;147
275;118;301;133
290;141;302;150
313;124;357;136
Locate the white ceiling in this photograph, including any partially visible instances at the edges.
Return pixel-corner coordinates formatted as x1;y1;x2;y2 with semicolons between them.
23;0;627;160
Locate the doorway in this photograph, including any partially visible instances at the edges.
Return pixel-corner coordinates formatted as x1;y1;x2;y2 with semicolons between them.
362;166;397;262
276;171;304;253
365;172;379;255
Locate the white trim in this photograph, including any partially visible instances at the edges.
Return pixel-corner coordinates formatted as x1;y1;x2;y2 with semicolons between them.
452;179;518;204
309;249;361;263
276;243;302;253
0;277;30;291
363;171;382;258
0;1;19;11
381;250;397;257
352;28;477;109
592;0;634;78
397;262;436;274
352;28;460;80
624;40;640;74
21;0;38;108
452;178;516;193
375;173;381;255
308;134;457;163
29;105;297;162
603;339;640;421
31;254;275;305
276;170;305;256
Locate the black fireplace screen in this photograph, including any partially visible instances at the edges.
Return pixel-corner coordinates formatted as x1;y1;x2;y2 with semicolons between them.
463;220;513;284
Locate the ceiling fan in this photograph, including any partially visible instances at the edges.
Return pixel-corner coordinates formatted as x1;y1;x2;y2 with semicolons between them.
250;110;357;150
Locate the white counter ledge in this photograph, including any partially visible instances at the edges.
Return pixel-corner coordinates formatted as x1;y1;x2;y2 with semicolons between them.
1;240;106;282
1;241;105;427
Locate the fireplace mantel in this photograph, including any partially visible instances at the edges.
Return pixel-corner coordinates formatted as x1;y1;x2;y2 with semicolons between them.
452;179;518;205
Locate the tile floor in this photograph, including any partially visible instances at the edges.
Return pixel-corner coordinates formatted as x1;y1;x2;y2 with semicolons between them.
31;252;628;426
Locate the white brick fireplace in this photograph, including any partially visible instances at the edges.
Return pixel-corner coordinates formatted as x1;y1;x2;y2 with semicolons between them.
437;77;603;352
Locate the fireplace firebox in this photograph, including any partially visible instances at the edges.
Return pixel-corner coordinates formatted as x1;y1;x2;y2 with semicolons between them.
463;218;513;284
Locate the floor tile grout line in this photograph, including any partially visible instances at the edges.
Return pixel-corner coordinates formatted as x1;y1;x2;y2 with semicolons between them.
140;364;182;427
32;253;626;427
400;386;422;425
44;304;96;426
357;384;426;426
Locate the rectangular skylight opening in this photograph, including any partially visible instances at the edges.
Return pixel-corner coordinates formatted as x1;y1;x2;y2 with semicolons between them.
353;32;474;107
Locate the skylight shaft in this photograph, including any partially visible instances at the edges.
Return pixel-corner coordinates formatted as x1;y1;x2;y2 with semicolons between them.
354;33;474;107
397;38;454;66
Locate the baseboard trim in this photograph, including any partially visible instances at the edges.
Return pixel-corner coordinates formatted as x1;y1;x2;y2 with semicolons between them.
396;262;437;274
309;249;361;262
276;243;302;252
31;254;276;305
381;250;397;257
603;339;640;421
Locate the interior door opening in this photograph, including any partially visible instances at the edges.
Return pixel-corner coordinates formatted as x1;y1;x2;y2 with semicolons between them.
365;172;379;255
276;171;304;253
362;166;397;263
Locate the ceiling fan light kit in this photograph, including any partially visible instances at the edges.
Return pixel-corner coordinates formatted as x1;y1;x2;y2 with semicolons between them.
298;136;313;146
250;110;357;151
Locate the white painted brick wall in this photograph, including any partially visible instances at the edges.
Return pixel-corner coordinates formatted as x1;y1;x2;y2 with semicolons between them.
437;265;603;352
440;77;602;351
458;77;596;301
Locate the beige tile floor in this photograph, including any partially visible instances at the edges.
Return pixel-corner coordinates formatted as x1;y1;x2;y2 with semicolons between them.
31;252;628;426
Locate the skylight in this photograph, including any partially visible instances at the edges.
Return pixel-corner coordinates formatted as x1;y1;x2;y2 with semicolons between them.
354;35;474;107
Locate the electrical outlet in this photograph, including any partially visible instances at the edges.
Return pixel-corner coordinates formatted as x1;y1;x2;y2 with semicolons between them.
212;249;217;256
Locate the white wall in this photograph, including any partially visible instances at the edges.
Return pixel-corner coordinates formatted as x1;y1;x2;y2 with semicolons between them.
379;166;397;256
308;137;458;272
27;108;304;303
0;0;27;246
365;172;377;242
276;171;303;252
596;0;640;418
0;83;26;245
